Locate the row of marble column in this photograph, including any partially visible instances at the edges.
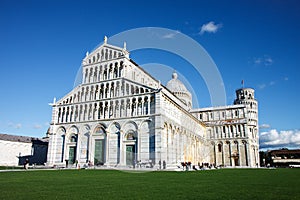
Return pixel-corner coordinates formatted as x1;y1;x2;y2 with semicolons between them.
88;48;123;65
62;80;150;105
163;125;202;165
57;95;153;123
213;140;248;166
211;124;246;139
83;61;124;84
200;109;246;122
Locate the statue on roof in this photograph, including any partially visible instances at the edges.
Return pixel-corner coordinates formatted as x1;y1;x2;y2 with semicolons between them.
123;42;127;50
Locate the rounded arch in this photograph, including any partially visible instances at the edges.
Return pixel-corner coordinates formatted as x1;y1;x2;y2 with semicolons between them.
226;140;231;145
217;142;223;152
66;125;79;142
121;120;138;132
82;124;90;131
55;126;66;136
93;123;107;135
138;119;152;131
124;129;137;141
167;123;173;131
108;121;121;134
163;122;169;129
67;125;79;135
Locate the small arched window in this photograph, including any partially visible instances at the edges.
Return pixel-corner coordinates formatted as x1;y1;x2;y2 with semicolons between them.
218;144;222;152
70;135;77;143
126;132;135;140
95;126;105;135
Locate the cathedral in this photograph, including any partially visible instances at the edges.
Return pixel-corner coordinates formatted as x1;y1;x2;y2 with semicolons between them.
46;37;259;169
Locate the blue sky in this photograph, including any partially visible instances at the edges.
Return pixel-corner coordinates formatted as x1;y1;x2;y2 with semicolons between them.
0;0;299;150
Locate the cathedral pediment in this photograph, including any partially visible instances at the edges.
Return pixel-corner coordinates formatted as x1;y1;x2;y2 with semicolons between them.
82;36;129;65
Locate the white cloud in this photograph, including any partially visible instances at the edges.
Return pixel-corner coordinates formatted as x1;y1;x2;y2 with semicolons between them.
260;129;300;150
258;81;276;90
162;30;180;39
200;21;222;35
15;123;22;129
253;55;273;66
33;124;42;129
269;81;275;86
260;124;271;129
284;77;289;81
264;57;273;66
258;84;266;90
8;122;22;129
254;58;262;65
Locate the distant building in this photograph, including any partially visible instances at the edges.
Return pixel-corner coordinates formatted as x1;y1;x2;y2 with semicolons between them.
0;133;48;166
263;149;300;167
46;38;259;168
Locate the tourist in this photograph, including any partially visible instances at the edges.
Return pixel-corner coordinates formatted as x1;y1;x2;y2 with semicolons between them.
159;160;161;170
24;159;29;170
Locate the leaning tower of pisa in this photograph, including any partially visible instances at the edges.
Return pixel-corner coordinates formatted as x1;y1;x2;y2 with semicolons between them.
234;87;259;166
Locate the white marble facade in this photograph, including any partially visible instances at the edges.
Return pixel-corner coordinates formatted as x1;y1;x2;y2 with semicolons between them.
47;38;259;168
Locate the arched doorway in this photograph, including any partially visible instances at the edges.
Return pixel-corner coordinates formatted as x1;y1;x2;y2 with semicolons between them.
68;134;77;165
65;126;79;166
125;131;137;167
93;126;106;166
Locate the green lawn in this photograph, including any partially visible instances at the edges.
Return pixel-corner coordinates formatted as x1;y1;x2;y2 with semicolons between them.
0;168;299;199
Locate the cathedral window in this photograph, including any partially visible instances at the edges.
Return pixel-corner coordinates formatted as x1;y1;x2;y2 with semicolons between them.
70;135;77;143
126;132;135;140
109;50;112;59
218;144;222;152
105;49;108;60
101;50;104;60
94;126;105;135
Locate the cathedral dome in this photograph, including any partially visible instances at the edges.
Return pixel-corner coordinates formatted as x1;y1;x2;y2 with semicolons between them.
166;72;189;93
166;72;192;108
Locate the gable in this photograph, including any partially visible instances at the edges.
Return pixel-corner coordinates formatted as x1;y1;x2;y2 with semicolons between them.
82;41;129;66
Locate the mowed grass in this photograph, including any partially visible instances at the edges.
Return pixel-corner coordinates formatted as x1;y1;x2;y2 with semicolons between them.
0;168;300;200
